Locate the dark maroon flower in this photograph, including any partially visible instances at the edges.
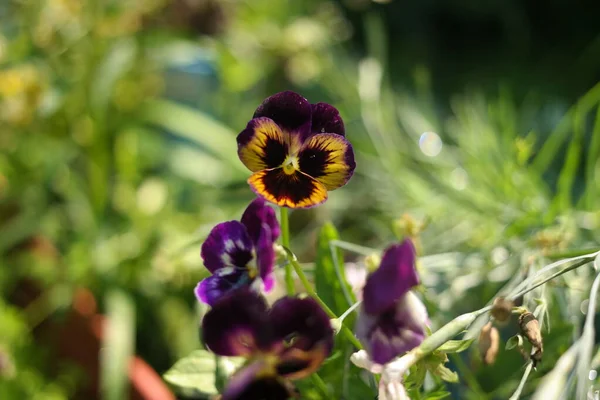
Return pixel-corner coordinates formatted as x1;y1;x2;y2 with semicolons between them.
194;198;280;306
201;290;334;400
355;239;428;365
237;91;355;209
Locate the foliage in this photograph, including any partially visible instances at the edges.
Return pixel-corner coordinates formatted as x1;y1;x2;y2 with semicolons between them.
1;0;600;399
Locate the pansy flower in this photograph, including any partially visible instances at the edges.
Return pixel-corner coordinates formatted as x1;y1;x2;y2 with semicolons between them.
355;239;428;365
195;198;280;306
202;290;334;400
237;91;356;208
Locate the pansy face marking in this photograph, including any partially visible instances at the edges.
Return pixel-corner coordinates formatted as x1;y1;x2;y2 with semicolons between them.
201;290;334;400
237;91;356;209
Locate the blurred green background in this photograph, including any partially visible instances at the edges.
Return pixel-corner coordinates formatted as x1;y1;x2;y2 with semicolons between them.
1;0;599;399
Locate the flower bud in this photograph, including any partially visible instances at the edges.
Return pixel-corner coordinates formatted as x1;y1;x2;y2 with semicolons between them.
478;322;499;365
491;297;513;324
330;318;342;334
364;253;381;273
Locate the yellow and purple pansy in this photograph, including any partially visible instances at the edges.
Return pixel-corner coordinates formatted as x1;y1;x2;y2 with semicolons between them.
355;239;429;365
195;198;280;306
202;290;334;400
237;91;356;208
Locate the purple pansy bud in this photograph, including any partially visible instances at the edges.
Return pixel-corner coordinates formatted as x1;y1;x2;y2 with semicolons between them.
356;239;428;365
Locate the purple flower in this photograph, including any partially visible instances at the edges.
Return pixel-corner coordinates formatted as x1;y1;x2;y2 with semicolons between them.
355;239;428;365
237;91;356;209
195;198;280;306
201;290;334;400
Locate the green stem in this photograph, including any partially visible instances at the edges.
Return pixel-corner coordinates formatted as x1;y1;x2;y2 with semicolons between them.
279;207;294;294
311;374;330;398
509;258;592;300
288;256;363;349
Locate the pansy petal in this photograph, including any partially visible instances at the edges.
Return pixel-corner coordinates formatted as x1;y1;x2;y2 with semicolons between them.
298;133;355;190
241;197;281;245
310;103;345;136
201;221;254;273
270;297;334;352
201;290;272;356
194;268;250;306
362;240;419;315
238;117;287;172
269;297;333;379
256;223;275;289
275;347;329;380
253;91;312;141
358;292;427;365
201;221;254;274
223;361;291;400
262;274;276;292
248;169;327;209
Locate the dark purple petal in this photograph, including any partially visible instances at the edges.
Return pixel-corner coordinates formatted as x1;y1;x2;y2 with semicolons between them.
201;221;254;274
356;292;428;365
253;91;312;142
223;361;292;400
270;297;334;353
255;223;275;291
269;297;333;378
201;290;273;357
362;240;419;315
194;268;251;306
241;197;281;245
310;103;345;136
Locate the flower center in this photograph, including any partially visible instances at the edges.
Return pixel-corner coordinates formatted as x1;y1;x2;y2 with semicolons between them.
246;257;259;279
281;155;299;175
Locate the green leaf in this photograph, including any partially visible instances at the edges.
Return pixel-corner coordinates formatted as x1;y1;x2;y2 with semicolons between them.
437;338;475;354
314;222;354;316
163;350;244;396
423;390;451;400
432;364;459;383
100;290;135;400
141;99;245;174
505;334;524;350
407;363;427;389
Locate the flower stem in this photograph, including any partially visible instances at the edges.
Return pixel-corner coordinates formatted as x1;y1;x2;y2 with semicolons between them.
279;207;294;295
339;301;362;323
508;258;593;300
287;254;363;350
311;374;330;398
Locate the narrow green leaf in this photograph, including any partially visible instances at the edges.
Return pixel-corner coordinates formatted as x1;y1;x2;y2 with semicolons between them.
424;390;451;400
314;222;353;316
141;99;244;172
532;81;600;173
437;338;475;354
554;107;583;211
100;290;135;400
585;105;600;209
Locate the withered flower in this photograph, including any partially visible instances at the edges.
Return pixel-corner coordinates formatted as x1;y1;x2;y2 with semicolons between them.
518;312;543;365
478;322;499;365
491;297;514;324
